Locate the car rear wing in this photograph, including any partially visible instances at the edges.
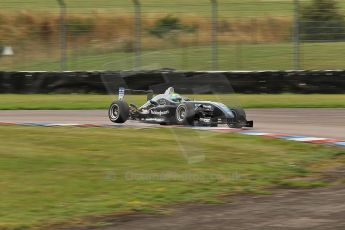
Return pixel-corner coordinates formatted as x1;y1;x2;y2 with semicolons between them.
118;87;154;101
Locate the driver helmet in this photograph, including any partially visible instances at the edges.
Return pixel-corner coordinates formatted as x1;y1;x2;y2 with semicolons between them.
171;93;182;102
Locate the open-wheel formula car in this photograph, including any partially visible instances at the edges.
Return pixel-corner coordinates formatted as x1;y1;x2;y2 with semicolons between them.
108;87;253;128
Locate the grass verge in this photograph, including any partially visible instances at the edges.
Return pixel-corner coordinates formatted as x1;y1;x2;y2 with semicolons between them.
0;94;345;110
1;0;345;17
0;0;297;15
5;42;345;71
0;126;344;229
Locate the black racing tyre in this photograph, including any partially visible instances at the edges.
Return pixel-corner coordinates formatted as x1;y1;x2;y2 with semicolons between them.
227;120;242;128
227;108;247;128
176;103;195;125
108;100;130;123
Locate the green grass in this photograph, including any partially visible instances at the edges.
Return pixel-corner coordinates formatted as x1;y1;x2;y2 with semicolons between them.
6;42;345;71
1;0;344;16
0;126;344;229
0;0;296;16
0;0;345;17
0;94;345;110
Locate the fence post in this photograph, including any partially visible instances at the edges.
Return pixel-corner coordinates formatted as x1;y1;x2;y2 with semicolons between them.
293;0;300;70
57;0;67;71
133;0;141;70
210;0;218;70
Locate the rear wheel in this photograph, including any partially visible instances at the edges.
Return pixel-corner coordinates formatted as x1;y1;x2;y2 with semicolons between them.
176;103;195;125
109;101;130;123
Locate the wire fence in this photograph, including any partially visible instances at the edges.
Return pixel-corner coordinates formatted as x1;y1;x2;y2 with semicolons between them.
0;0;344;71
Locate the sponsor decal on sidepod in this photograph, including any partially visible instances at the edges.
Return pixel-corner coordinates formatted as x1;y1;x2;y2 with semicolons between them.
150;110;170;116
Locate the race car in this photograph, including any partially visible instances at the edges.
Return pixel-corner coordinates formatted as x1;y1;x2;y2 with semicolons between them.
108;87;253;128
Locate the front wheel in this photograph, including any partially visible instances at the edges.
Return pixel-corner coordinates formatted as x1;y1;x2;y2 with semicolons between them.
227;108;247;128
227;120;243;128
176;103;195;125
109;101;130;123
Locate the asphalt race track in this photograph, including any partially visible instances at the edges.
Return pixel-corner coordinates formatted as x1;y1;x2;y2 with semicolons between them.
246;109;345;140
0;109;344;139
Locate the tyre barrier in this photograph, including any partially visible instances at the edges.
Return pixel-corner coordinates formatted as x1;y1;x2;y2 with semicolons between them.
0;70;345;94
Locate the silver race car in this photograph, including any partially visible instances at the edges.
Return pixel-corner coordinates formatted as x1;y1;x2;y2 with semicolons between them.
108;87;253;128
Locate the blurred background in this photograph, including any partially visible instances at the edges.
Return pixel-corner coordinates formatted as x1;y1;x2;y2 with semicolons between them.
0;0;344;71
